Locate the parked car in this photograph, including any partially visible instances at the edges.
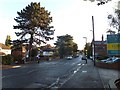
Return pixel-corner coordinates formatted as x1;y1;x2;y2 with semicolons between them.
66;56;72;60
90;56;93;60
106;58;120;63
113;58;120;62
101;57;116;63
73;54;79;58
81;56;87;60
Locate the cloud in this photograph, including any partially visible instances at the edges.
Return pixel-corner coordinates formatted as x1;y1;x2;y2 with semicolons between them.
0;17;18;43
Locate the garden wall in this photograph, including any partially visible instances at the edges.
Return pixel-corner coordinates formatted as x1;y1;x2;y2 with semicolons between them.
96;62;120;70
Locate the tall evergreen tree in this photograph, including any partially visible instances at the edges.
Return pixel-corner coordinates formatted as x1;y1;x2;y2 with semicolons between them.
13;2;55;58
54;34;78;58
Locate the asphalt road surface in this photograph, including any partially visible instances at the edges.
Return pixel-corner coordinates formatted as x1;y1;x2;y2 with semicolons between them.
2;56;85;88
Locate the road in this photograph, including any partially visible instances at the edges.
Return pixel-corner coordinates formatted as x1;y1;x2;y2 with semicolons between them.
2;56;85;88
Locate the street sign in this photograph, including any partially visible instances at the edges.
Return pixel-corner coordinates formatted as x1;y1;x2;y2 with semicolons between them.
107;34;120;56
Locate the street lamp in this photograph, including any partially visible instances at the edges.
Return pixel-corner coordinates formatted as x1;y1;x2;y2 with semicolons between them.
83;37;87;49
83;37;87;64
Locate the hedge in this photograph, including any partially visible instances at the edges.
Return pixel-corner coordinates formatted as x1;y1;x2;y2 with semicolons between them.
2;54;13;65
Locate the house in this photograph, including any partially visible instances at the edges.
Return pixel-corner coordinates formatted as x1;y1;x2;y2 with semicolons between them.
91;35;108;59
43;48;54;56
94;41;107;58
38;44;55;60
0;43;11;56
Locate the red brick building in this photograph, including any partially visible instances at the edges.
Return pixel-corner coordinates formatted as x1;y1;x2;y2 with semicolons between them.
94;41;107;58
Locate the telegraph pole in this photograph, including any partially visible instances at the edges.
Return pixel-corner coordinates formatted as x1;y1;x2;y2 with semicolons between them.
92;16;95;66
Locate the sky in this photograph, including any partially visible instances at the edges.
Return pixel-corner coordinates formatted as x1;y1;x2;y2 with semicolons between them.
0;0;119;50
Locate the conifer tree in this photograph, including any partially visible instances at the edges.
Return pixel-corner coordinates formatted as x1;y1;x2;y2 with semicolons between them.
5;35;11;47
13;2;55;58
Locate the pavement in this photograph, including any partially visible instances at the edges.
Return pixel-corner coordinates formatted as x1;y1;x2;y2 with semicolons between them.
0;59;61;70
98;65;119;89
0;60;39;70
61;59;119;89
0;64;22;70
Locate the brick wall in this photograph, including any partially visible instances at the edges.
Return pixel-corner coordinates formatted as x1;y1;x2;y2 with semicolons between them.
96;62;120;70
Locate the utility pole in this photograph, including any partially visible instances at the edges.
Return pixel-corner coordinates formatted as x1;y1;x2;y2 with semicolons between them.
92;16;95;66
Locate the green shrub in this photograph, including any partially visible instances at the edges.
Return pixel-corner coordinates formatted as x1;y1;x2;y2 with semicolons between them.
96;59;101;62
2;54;13;65
12;55;23;64
98;56;109;60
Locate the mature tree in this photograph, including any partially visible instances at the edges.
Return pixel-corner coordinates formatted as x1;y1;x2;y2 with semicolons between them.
83;0;111;5
13;2;55;58
54;34;78;58
72;43;78;56
5;35;11;47
83;43;92;58
106;29;116;34
73;43;78;52
108;9;120;34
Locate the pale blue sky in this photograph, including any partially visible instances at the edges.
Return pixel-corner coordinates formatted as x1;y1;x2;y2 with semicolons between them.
0;0;118;50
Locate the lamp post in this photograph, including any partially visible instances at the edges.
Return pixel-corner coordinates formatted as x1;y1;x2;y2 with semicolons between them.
83;37;87;47
83;37;87;64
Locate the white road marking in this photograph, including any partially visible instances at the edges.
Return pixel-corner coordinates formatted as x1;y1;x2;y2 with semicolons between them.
48;77;60;88
72;63;76;65
60;66;82;87
77;63;81;66
74;71;77;74
82;64;85;65
82;71;87;73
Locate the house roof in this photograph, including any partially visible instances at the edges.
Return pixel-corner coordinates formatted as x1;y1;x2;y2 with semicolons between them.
0;43;11;49
94;41;107;44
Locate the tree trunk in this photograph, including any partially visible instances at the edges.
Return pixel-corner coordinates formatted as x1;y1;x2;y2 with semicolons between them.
29;33;33;61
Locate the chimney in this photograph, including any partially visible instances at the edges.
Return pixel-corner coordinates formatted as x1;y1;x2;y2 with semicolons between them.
102;34;104;42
